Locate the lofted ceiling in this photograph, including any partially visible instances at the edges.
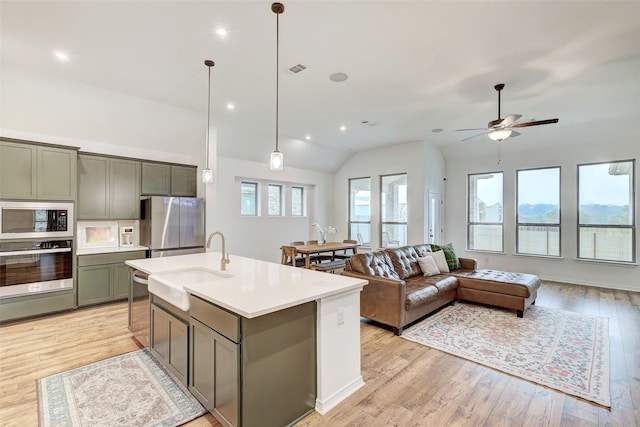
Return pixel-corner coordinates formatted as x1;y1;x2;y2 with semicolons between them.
1;1;639;173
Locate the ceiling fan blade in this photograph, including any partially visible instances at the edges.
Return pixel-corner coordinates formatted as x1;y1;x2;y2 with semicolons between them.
455;127;487;132
510;130;521;138
510;118;559;128
460;132;487;142
501;114;522;127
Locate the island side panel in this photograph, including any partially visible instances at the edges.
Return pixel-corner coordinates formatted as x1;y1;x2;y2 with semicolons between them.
315;288;365;414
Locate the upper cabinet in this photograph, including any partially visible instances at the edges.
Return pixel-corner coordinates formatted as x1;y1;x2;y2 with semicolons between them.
78;154;140;220
0;139;77;201
142;162;197;197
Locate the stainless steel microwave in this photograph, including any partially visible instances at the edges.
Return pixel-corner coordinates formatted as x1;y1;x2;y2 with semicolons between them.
0;201;74;239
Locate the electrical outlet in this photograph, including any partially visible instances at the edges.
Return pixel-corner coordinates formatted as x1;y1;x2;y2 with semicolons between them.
337;308;345;326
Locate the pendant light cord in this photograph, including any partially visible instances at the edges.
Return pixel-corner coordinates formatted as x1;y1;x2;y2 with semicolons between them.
206;64;211;168
275;9;280;153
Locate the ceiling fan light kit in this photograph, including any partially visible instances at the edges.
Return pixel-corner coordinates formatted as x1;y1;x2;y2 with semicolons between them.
456;83;559;143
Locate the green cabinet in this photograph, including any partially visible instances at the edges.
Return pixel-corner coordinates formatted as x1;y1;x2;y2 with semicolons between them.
142;162;197;196
151;300;189;386
77;251;145;306
78;154;140;220
188;295;316;427
0;139;77;200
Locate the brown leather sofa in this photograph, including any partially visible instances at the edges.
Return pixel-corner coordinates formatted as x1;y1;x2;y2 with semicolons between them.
342;244;540;335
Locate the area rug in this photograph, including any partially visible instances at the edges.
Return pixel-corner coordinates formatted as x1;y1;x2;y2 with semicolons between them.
402;302;610;407
37;348;206;427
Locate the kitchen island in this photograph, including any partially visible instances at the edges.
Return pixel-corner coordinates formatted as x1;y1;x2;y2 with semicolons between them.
126;251;368;426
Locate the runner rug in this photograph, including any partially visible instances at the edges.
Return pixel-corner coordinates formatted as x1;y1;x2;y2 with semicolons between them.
402;302;610;407
37;348;205;426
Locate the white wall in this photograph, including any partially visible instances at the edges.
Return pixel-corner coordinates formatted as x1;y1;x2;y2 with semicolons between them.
445;140;639;291
211;156;335;263
334;141;445;249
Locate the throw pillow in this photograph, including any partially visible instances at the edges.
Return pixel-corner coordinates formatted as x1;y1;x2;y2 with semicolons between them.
431;243;461;270
417;255;440;276
431;250;449;273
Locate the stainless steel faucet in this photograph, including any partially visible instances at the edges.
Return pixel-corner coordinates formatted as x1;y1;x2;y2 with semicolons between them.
206;231;230;271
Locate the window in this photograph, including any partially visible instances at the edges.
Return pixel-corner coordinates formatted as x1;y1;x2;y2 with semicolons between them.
468;172;503;251
380;173;407;248
291;186;304;216
241;182;258;216
348;177;371;246
268;184;283;216
516;167;561;256
578;160;635;262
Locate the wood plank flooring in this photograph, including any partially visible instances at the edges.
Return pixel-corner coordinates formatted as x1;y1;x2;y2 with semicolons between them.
0;281;638;427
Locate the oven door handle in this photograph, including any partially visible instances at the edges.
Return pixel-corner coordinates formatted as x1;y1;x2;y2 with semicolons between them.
0;247;72;257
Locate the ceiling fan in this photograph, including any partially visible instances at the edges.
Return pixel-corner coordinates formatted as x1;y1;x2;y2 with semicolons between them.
456;83;559;142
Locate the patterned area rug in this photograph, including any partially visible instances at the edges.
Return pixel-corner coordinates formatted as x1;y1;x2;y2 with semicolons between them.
402;302;610;407
38;349;205;426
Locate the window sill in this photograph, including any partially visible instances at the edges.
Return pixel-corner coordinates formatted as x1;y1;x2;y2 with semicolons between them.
575;258;637;267
514;253;564;261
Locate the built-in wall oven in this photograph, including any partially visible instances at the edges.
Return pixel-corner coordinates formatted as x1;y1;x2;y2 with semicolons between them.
0;240;73;298
0;201;74;299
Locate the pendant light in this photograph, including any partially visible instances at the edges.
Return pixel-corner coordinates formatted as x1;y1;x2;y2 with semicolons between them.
202;59;215;183
269;2;285;171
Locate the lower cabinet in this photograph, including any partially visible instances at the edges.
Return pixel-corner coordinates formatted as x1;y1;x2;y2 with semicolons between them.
150;300;189;386
188;295;316;427
77;251;146;307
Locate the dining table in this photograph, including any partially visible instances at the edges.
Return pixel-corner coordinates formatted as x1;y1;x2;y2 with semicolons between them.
293;241;359;269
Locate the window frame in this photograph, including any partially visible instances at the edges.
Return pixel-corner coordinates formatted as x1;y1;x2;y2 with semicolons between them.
577;159;635;263
291;186;305;217
240;181;258;216
467;171;504;252
348;177;371;247
380;173;408;248
516;166;561;257
267;183;284;217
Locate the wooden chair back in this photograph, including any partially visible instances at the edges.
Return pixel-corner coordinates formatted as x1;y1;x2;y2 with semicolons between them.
281;246;302;266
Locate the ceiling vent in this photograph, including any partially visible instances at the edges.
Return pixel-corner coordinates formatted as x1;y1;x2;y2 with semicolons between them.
288;64;306;73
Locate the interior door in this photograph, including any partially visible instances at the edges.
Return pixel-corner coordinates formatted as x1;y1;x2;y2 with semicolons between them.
428;191;444;244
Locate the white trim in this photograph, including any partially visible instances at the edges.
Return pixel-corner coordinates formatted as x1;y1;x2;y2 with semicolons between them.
314;375;365;415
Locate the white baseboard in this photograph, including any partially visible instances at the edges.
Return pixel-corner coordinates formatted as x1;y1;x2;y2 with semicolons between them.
314;376;365;415
539;274;639;292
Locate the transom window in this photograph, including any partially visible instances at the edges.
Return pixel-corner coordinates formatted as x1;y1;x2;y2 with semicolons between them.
291;186;304;216
578;160;635;262
241;181;258;216
268;184;283;216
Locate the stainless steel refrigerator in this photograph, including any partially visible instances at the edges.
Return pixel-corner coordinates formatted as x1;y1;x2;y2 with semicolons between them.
140;196;205;258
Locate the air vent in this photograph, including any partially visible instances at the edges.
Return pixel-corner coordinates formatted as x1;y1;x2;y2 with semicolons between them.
288;64;306;73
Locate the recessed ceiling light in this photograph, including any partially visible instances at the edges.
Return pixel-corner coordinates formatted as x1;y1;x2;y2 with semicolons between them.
226;103;235;110
305;135;311;140
215;28;228;37
54;51;70;62
339;125;347;132
330;72;348;82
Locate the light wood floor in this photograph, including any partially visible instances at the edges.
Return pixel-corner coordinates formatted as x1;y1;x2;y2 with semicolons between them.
0;281;638;427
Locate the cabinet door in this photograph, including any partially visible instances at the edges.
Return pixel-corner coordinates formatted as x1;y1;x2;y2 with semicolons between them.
190;318;215;411
141;162;171;195
110;159;140;219
171;165;197;196
77;155;110;219
77;265;112;306
113;263;131;300
168;316;188;386
0;141;36;199
151;304;170;363
37;146;77;200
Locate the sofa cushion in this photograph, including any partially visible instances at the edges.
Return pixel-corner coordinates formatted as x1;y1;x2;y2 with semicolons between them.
386;246;422;280
404;275;458;309
417;255;440;276
431;243;462;270
413;244;432;256
347;251;400;280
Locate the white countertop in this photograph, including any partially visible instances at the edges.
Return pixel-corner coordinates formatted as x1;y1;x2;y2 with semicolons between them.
77;245;148;256
126;252;368;318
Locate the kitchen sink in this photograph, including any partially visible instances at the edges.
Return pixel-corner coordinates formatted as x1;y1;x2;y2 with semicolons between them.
148;267;232;311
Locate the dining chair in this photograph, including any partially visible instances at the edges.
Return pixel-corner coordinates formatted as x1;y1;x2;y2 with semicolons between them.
334;239;358;260
306;240;332;262
281;246;305;267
